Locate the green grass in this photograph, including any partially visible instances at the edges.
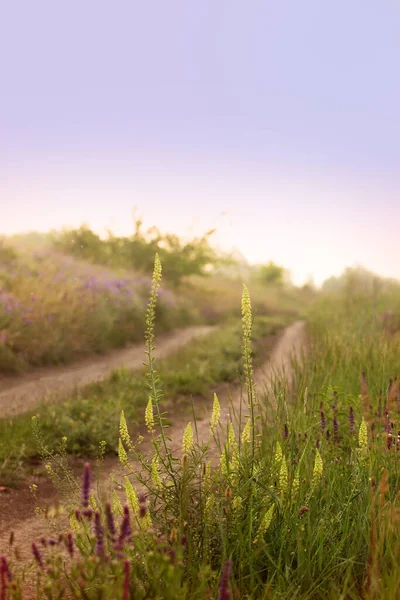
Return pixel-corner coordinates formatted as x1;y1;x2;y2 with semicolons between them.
4;273;400;599
0;314;291;482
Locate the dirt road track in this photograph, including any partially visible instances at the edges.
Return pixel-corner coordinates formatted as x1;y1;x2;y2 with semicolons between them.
0;325;216;418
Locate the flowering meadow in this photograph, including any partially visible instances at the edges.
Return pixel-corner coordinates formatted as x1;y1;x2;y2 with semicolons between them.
1;258;399;599
0;244;194;373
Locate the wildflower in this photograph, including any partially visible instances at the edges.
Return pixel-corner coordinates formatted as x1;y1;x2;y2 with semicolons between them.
333;414;339;442
349;406;355;435
228;423;236;449
359;418;368;450
145;397;155;434
254;504;275;543
112;491;123;517
320;409;326;433
210;393;221;435
241;285;254;399
182;422;194;456
82;463;91;508
274;441;283;466
0;555;12;582
292;466;300;502
241;420;251;447
69;511;80;532
311;449;323;489
65;532;74;558
116;506;132;550
125;477;140;517
123;559;130;600
89;491;98;511
32;542;44;568
105;503;117;539
151;455;162;490
279;456;288;497
94;512;105;557
118;438;128;466
119;411;132;447
284;423;289;440
219;559;232;600
232;496;243;513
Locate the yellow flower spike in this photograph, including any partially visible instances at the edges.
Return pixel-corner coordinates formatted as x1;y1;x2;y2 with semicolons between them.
151;455;162;490
210;393;221;434
205;494;215;520
119;410;132;448
203;461;211;492
145;397;155;434
145;253;162;350
112;491;123;517
358;418;368;450
232;496;243;513
182;422;194;456
69;511;80;533
292;466;300;502
220;447;229;477
279;456;288;497
118;438;128;466
311;449;323;489
89;491;98;511
274;442;283;466
125;477;140;517
241;420;251;447
228;423;236;449
254;504;275;543
241;285;254;398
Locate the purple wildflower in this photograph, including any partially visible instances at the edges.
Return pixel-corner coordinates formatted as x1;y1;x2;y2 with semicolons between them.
105;503;117;539
0;555;12;582
94;512;105;557
218;559;232;600
32;542;44;568
349;406;355;435
320;410;326;433
82;463;91;508
115;506;131;552
283;424;289;440
333;414;339;443
65;532;74;557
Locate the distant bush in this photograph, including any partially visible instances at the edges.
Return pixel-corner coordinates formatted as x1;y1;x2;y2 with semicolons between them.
54;221;222;286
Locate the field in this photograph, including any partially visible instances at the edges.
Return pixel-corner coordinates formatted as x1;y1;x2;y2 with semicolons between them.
1;240;399;599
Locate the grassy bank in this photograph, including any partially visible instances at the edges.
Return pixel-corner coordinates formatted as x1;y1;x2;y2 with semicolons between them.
0;241;293;374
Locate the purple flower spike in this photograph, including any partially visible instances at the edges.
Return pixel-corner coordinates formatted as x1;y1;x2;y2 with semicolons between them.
82;463;91;508
94;512;105;557
66;532;74;558
219;559;232;600
115;506;131;552
32;542;44;568
105;503;117;539
320;410;326;433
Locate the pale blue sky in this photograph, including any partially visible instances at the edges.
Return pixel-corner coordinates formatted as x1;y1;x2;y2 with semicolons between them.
1;1;399;284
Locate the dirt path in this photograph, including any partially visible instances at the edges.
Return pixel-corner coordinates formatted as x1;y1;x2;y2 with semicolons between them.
0;325;216;418
0;321;306;567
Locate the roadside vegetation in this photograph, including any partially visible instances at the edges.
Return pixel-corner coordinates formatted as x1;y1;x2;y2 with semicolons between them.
0;229;298;374
1;258;399;599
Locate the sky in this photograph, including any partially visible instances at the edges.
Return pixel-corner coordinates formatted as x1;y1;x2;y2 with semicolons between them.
1;1;399;285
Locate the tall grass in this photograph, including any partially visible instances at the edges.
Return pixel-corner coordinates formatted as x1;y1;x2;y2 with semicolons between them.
2;263;399;599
